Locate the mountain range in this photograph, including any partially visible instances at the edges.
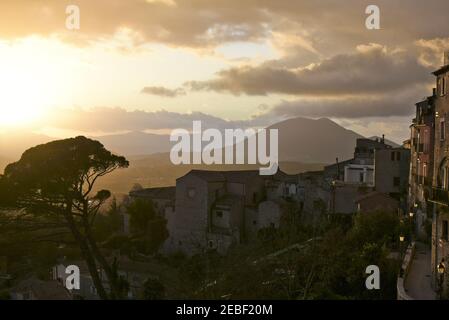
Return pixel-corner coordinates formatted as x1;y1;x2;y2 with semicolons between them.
0;117;400;193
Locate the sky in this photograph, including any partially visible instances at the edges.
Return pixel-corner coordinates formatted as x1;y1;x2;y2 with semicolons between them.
1;0;449;143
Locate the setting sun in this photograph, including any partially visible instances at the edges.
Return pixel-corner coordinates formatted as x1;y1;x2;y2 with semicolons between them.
0;79;45;126
0;38;66;128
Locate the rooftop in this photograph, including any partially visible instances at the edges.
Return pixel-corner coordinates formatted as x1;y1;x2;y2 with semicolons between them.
433;64;449;76
179;169;294;183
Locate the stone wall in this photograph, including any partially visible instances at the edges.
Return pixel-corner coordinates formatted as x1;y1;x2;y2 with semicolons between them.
397;242;416;300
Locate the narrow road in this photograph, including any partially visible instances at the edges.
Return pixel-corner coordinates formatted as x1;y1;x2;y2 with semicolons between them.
404;242;436;300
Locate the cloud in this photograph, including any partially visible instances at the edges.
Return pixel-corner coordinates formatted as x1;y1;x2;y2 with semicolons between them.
415;37;449;67
264;91;421;120
0;0;270;48
141;86;186;97
2;0;449;52
42;107;250;132
186;44;432;96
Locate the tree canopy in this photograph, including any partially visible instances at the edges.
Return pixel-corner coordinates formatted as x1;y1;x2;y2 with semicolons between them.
0;136;129;299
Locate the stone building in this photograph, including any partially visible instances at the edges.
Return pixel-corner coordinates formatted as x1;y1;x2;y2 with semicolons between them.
322;137;407;215
151;169;298;256
129;186;175;216
355;191;400;214
428;52;449;292
324;137;391;183
409;94;436;237
375;148;410;196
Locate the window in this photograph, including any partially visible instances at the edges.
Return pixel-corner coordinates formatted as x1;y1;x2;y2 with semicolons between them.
187;188;196;198
442;78;445;95
359;172;364;183
396;151;401;161
215;211;223;218
90;285;97;295
444;167;449;190
393;177;400;187
439;77;446;96
391;151;395;161
441;120;446;141
443;220;449;241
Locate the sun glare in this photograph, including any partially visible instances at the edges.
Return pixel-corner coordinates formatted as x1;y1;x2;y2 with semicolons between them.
0;38;62;128
0;77;45;127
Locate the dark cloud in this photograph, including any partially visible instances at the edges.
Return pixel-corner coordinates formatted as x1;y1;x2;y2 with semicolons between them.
2;0;449;51
186;44;433;96
141;86;185;97
265;91;422;119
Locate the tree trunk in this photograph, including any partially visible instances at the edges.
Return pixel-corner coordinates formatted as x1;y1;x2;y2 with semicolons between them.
82;216;123;299
63;210;110;300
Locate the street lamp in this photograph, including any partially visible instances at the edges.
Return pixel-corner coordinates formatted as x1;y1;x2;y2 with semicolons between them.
398;235;406;276
438;260;446;299
409;212;415;240
438;262;445;274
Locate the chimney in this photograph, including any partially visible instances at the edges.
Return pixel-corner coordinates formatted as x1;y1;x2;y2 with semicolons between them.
336;157;340;180
444;51;449;66
382;134;385;144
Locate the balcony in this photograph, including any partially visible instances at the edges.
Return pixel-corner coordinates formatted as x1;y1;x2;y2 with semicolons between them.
430;187;449;206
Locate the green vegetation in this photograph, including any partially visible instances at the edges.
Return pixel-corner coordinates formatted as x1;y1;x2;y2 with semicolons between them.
170;210;401;300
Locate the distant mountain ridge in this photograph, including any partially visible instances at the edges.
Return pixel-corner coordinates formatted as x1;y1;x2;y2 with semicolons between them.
268;117;364;163
0;117;401;170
